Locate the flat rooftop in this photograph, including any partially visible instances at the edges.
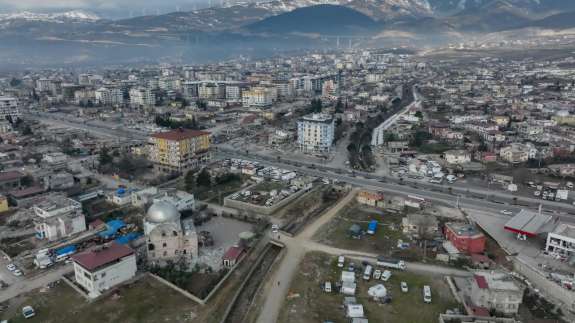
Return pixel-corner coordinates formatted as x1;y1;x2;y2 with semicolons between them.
552;223;575;239
504;209;554;237
474;271;521;292
445;222;483;237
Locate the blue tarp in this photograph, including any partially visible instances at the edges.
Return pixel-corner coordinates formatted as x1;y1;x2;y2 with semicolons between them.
115;232;142;245
98;219;126;239
55;245;76;256
368;220;378;234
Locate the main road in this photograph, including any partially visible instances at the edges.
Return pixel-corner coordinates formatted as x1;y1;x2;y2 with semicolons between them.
216;149;575;221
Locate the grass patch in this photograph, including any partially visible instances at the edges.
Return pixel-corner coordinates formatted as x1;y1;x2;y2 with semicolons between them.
3;277;198;323
279;252;460;323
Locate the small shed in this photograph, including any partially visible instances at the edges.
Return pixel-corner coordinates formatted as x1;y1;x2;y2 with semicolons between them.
346;304;364;318
349;224;362;238
222;246;246;268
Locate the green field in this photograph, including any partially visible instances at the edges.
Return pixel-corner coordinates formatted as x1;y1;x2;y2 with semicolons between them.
279;252;460;323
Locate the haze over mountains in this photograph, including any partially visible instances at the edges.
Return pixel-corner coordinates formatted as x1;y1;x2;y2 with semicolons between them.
1;0;575;68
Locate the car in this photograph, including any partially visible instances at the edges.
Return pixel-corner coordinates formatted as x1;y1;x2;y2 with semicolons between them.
6;263;16;271
337;256;345;268
381;270;392;281
271;224;279;233
500;210;513;215
373;269;382;280
401;281;408;293
348;263;355;272
13;269;22;276
534;191;541;197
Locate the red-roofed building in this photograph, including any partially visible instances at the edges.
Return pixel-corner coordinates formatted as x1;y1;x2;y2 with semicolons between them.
222;246;246;268
71;243;136;298
149;128;211;173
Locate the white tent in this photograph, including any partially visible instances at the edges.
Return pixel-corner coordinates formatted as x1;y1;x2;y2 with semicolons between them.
341;281;357;296
341;271;355;283
368;284;388;299
346;304;364;318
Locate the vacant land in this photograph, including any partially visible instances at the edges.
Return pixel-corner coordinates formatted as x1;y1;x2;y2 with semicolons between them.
278;252;460;323
314;201;408;255
2;277;198;323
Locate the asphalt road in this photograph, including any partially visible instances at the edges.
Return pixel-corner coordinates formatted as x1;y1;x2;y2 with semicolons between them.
216;149;575;222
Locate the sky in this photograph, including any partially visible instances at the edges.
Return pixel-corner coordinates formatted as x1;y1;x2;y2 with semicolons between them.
0;0;211;17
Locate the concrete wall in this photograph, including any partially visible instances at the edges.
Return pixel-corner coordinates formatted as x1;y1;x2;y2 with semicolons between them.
513;256;575;312
223;187;308;216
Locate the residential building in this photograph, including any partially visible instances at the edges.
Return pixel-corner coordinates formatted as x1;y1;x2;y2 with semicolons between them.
129;87;156;107
297;113;335;153
0;96;21;120
131;187;195;211
402;213;439;237
0;171;23;192
499;143;537;164
357;190;385;208
0;194;9;213
468;271;524;315
444;222;486;254
546;222;575;257
242;86;277;107
71;242;137;298
148;128;211;173
33;194;86;241
444;150;472;165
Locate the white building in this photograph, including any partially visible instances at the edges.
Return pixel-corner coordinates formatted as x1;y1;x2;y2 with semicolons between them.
468;271;524;315
129;87;155;107
131;187;195;212
0;96;21;120
297;113;335;153
242;86;277;107
546;223;575;257
71;243;137;298
444;150;472;165
95;87;123;106
33;194;86;241
371;122;386;146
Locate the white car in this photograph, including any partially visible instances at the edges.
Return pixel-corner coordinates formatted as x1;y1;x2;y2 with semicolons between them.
500;210;513;215
381;270;392;281
373;269;382;280
271;224;279;233
13;269;22;276
534;191;541;197
337;256;345;268
6;263;16;271
400;281;408;293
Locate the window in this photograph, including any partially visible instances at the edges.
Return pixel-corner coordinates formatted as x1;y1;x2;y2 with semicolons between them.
148;243;155;251
162;242;167;248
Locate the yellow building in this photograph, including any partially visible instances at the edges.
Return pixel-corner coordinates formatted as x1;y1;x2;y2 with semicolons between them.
0;195;9;213
149;129;211;173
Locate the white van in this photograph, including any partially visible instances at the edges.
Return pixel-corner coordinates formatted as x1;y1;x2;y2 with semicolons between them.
381;270;392;281
324;281;332;293
22;305;35;319
363;265;373;281
423;285;432;303
338;256;345;268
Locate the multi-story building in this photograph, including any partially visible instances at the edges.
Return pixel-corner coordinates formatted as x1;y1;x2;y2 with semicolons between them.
444;222;486;254
242;86;277;107
297;113;335;153
129;87;156;107
148;128;211;173
0;96;21;120
499;143;537;164
468;271;524;315
546;222;575;257
33;194;86;241
71;242;137;298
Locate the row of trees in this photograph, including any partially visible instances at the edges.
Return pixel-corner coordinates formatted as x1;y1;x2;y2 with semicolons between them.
154;114;201;130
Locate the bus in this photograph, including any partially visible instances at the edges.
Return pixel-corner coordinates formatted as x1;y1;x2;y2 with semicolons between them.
423;285;432;303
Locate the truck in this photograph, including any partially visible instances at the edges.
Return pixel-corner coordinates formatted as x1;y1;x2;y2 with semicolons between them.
22;305;36;319
363;265;373;281
54;245;77;262
376;256;406;270
367;220;378;235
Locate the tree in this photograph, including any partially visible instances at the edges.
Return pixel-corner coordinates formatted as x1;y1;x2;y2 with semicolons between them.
184;170;196;191
99;146;113;166
335;98;344;113
196;169;212;187
309;98;322;113
415;111;423;119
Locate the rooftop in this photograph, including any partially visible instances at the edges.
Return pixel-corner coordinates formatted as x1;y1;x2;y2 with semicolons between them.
504;209;554;237
300;113;333;123
0;170;24;182
473;271;521;292
71;242;134;272
552;222;575;239
445;222;483;238
151;128;210;141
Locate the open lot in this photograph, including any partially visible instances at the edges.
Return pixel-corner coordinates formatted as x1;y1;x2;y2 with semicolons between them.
278;252;460;323
1;276;199;323
314;202;408;255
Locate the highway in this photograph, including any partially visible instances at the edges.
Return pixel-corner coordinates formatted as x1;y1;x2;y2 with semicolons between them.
216;148;575;222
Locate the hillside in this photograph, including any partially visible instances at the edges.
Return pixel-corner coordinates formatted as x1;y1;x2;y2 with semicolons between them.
246;4;381;35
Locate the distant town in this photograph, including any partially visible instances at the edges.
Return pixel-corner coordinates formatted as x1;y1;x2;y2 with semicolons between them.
0;46;574;323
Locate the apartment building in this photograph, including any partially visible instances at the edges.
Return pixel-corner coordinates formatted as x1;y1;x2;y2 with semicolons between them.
297;113;335;153
148;129;211;173
0;96;21;120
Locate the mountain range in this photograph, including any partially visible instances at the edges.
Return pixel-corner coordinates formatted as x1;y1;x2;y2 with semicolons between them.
2;0;575;67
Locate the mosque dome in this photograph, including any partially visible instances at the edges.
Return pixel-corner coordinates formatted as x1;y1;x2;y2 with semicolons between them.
146;201;180;224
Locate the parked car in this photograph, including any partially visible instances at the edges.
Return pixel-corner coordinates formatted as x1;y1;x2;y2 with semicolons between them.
22;305;35;319
337;256;345;268
381;270;392;281
401;281;409;293
500;210;513;215
6;263;16;271
373;269;382;280
324;281;332;293
534;191;541;197
271;224;279;233
13;269;22;276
